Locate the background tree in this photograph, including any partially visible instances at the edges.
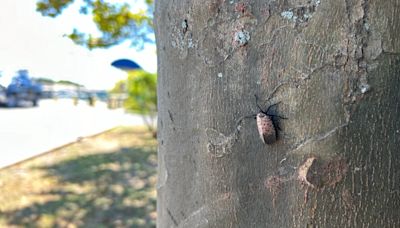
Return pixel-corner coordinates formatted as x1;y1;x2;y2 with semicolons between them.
36;0;154;49
155;0;400;227
111;70;157;136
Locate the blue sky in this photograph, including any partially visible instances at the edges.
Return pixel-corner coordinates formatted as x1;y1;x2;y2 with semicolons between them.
0;0;157;90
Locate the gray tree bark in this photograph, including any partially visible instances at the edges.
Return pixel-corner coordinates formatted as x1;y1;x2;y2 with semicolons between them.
155;0;400;227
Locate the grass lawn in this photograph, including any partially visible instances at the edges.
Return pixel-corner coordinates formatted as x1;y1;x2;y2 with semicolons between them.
0;126;157;228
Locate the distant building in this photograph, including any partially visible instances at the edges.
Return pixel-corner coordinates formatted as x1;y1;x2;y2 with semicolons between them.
40;82;82;99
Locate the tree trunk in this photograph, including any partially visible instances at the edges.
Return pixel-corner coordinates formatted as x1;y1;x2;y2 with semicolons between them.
155;0;400;227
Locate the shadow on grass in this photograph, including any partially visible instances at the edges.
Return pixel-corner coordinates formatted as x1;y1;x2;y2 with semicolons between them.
1;146;157;228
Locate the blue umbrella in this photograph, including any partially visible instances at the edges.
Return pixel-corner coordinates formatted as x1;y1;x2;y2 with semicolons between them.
111;59;142;71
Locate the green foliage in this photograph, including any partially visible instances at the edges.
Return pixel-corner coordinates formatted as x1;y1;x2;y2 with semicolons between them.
35;77;55;84
110;70;157;134
57;80;82;87
36;0;154;49
35;77;82;87
124;70;157;115
37;0;73;17
110;79;126;93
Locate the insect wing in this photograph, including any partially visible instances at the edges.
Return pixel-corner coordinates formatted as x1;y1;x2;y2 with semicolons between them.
256;113;276;144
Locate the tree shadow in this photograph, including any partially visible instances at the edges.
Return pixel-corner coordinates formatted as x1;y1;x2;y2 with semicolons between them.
1;146;157;228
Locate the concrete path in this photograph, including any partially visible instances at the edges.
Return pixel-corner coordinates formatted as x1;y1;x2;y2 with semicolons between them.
0;99;149;169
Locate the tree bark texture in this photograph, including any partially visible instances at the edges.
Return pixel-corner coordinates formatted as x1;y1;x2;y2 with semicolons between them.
155;0;400;227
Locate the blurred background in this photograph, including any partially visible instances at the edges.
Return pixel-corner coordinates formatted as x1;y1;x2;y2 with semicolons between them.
0;0;158;227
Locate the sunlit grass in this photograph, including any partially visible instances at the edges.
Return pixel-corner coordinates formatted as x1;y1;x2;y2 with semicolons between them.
0;126;157;228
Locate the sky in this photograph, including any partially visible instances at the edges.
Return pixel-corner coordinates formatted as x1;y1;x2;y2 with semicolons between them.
0;0;157;90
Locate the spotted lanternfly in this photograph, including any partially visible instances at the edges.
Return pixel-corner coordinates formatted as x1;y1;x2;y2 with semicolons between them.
256;112;277;144
254;95;286;144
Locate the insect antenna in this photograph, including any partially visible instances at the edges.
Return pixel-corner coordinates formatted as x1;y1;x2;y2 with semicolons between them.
254;94;265;113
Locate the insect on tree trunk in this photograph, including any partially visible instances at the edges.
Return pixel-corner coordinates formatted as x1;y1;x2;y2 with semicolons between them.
155;0;400;227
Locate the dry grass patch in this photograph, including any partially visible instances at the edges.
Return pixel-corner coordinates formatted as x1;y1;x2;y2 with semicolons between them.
0;126;157;228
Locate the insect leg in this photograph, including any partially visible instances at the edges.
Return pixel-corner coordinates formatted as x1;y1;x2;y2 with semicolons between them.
236;113;257;126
